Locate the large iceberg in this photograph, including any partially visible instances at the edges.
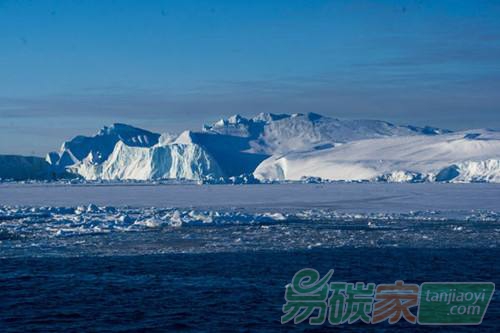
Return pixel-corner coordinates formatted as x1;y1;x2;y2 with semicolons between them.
254;129;500;183
46;123;160;169
71;140;223;181
2;112;498;183
203;112;447;155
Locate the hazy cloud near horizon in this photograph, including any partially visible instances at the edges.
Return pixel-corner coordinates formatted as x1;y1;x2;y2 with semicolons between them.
1;0;500;155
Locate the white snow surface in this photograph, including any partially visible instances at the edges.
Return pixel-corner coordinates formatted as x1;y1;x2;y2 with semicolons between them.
5;112;500;182
2;183;499;212
254;129;500;182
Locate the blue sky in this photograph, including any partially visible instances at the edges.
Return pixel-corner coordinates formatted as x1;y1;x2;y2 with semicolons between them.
1;0;500;155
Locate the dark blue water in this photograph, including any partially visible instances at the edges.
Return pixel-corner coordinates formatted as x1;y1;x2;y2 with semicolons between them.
1;248;499;332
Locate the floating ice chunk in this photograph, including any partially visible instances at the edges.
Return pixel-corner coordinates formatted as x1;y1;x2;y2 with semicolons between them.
86;204;99;213
169;210;183;227
116;214;132;224
134;218;163;228
187;210;213;223
261;212;286;221
75;206;86;215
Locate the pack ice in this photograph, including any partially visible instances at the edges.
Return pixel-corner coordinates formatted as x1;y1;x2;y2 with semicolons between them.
1;113;500;182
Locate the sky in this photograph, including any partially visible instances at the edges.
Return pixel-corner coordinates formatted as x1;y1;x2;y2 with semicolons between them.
1;0;500;155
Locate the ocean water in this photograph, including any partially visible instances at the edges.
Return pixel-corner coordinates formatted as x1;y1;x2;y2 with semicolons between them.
0;183;499;331
1;249;499;332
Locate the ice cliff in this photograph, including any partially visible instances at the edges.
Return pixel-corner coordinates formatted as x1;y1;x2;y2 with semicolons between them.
3;113;499;183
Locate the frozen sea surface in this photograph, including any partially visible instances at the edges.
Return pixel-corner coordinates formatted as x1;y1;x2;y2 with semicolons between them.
0;183;499;257
1;182;500;212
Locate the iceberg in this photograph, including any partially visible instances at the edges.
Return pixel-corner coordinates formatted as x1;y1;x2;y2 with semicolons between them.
46;123;160;169
254;129;500;183
71;140;223;181
5;112;500;183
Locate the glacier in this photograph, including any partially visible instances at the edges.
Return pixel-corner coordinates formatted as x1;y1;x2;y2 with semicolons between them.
2;112;500;183
254;129;500;183
63;112;458;182
46;123;160;169
202;112;447;155
71;140;223;181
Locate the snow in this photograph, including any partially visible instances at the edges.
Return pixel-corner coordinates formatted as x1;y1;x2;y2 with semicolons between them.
157;132;177;146
203;112;445;155
46;123;160;168
0;203;498;238
71;141;223;181
254;129;500;182
439;159;500;183
1;183;499;213
66;112;453;182
0;183;499;257
0;183;499;256
4;112;500;183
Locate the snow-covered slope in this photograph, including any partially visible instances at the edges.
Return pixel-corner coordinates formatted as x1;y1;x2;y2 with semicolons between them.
164;112;447;177
254;129;500;183
5;112;495;183
71;140;223;181
203;112;448;155
0;155;53;181
46;123;160;168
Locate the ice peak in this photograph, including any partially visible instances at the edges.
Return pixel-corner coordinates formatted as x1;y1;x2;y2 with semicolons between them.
228;114;246;124
252;112;290;122
47;123;160;168
39;112;469;183
175;130;195;145
99;123;153;136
